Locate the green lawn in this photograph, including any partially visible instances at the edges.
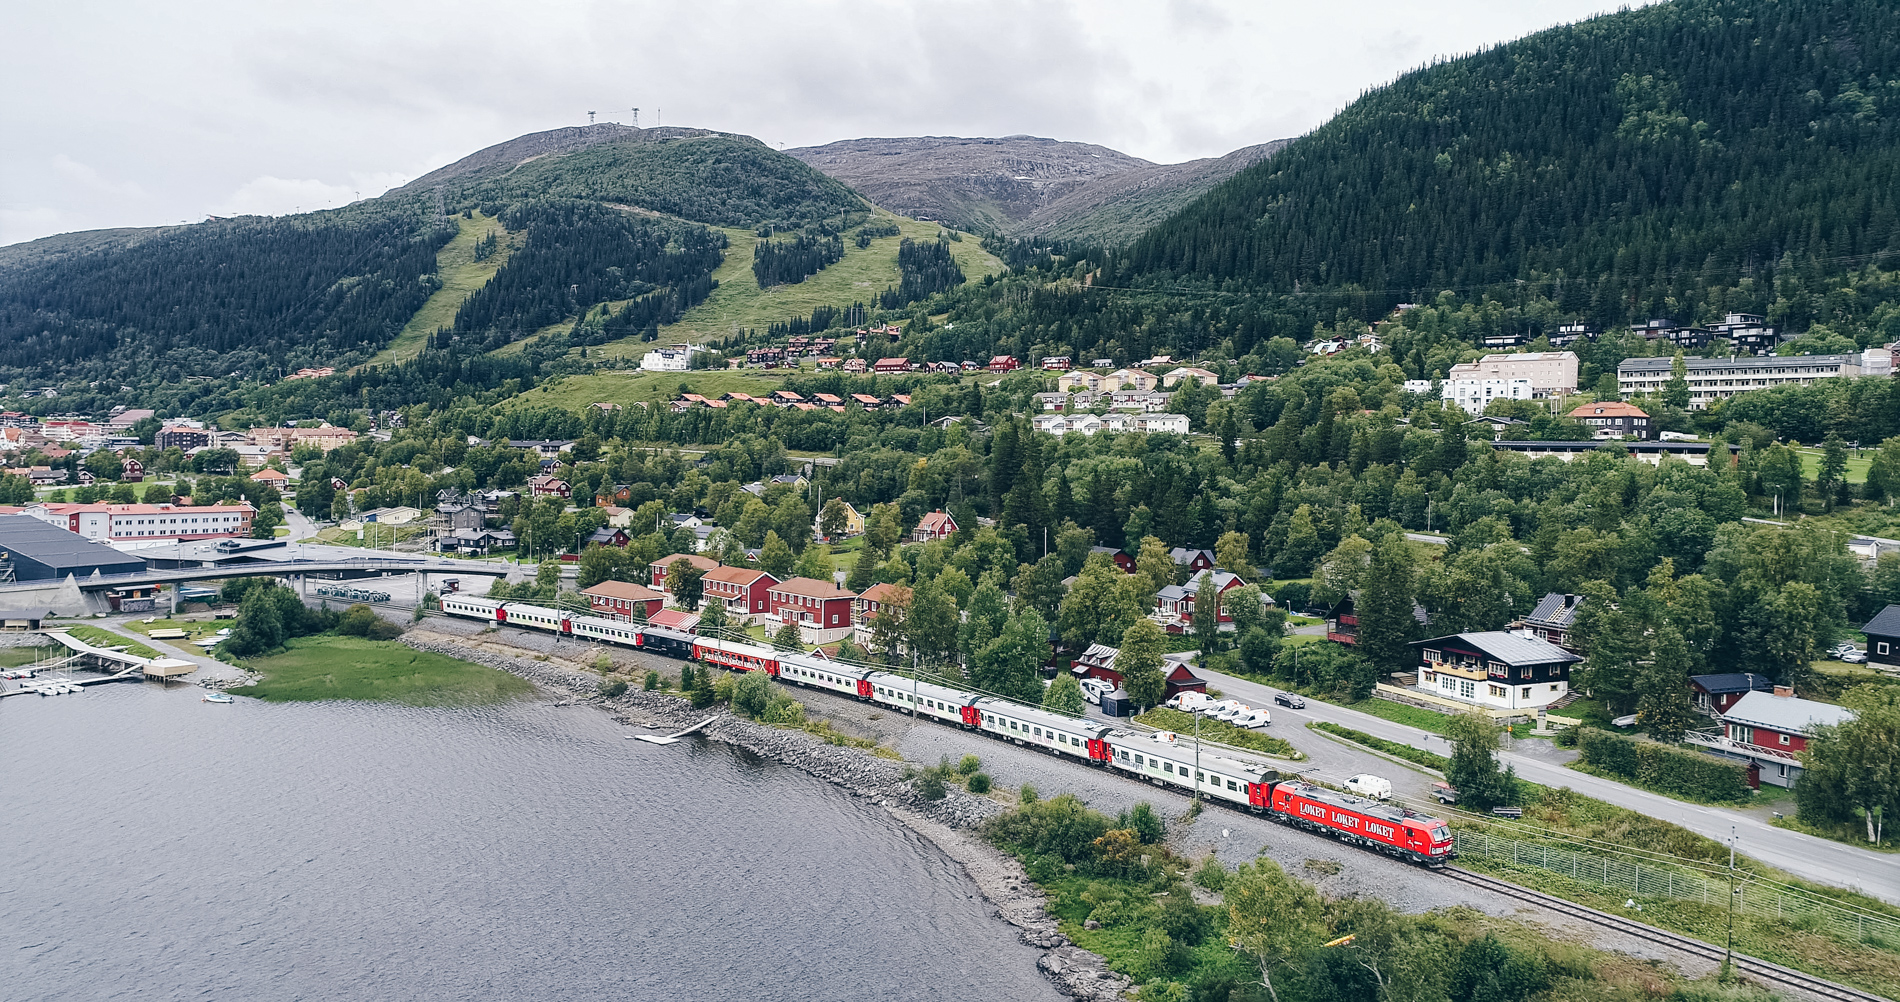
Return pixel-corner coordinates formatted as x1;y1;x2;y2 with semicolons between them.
364;211;518;367
235;634;537;705
1133;707;1300;759
60;625;162;659
1332;695;1455;734
1795;445;1874;484
121;617;228;655
0;645;54;668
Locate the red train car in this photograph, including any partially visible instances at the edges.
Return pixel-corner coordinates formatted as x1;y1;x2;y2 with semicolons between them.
1269;781;1453;864
690;636;782;676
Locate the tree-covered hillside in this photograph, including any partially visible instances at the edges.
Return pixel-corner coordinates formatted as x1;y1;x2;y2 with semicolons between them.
1126;0;1900;327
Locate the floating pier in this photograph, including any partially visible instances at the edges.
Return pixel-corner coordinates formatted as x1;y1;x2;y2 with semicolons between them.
631;718;717;745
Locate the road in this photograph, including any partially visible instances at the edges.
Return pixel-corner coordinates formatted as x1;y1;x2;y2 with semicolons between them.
1195;665;1900;906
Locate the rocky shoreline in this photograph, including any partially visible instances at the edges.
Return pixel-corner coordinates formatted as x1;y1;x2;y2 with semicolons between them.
401;631;1133;1001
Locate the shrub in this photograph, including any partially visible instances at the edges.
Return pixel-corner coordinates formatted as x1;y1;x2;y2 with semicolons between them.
967;772;992;794
917;773;948;800
1193;857;1227;892
1019;784;1038;804
712;673;737;706
763;694;806;725
1120;803;1165;844
643;671;661;691
364;619;404;641
732;669;773;718
1576;728;1752;802
958;754;982;775
983;793;1109;863
679;664;695;691
599;679;628;698
335;604;378;637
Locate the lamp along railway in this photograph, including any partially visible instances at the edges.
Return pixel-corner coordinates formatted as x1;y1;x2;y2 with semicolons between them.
441;596;1457;867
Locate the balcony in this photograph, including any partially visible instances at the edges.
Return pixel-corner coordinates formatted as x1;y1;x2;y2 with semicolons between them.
1681;729;1801;763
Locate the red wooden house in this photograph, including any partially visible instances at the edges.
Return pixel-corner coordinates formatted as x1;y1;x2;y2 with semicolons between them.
582;580;665;622
702;565;778;622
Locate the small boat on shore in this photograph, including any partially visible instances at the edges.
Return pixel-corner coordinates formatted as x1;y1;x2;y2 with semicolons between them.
203;692;233;703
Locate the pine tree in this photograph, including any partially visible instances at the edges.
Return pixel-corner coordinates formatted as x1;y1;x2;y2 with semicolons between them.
1355;538;1419;679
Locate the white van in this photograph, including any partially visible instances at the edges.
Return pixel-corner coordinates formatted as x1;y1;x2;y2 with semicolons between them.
1166;691;1216;712
1344;774;1393;800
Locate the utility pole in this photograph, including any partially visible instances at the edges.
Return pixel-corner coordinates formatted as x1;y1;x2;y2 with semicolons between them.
1723;824;1737;980
1192;704;1202;807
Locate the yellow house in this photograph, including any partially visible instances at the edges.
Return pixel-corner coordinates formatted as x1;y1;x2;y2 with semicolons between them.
820;500;866;540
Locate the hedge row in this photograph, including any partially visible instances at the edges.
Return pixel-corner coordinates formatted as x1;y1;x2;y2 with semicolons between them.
1575;728;1753;803
1309;721;1449;771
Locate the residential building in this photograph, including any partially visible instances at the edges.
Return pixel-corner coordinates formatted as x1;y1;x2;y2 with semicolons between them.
1548;323;1598;348
1861;605;1900;670
703;566;777;622
817;500;865;540
1107;391;1172;413
1688;673;1773;716
1446;351;1579;396
119;458;145;482
912;510;957;542
155;426;211;451
528;475;571;499
1863;347;1895;378
1168;548;1216;574
1617;354;1862;409
854;582;910;630
874;357;911;374
1057;371;1107;393
24;501;255;544
1568;401;1653;440
766;576;857;644
597;506;635;528
989;355;1020;373
1445;375;1533;415
1066;642;1207;701
650;553;719;592
1412;631;1582;711
1634;318;1712;349
1325;592;1431;642
1040;356;1072;371
640;345;695;371
1154;569;1260;632
249;468;291;487
1161;366;1220;388
510;439;576;459
1031;413;1102;437
1515;593;1586;650
1089;545;1135;573
1686;687;1857;788
1102;412;1189;435
1705;313;1782;355
1103;368;1159;392
583;526;631;549
582;581;665;622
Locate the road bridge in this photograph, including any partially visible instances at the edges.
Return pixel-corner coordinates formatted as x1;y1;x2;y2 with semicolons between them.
0;557;514;599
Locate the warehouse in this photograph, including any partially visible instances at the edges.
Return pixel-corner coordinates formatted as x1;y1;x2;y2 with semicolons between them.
0;514;147;581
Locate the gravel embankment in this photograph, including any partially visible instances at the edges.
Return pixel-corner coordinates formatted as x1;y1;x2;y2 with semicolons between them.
401;628;1131;1000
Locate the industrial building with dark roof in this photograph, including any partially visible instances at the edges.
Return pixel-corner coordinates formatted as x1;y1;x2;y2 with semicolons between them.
0;514;147;581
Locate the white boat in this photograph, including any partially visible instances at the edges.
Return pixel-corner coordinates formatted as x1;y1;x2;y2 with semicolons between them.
202;691;233;703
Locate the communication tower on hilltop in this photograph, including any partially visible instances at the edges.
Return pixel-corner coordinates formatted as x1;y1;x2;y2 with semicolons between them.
588;111;596;125
631;107;639;128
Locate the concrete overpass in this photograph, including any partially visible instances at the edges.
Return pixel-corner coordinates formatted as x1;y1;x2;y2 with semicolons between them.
0;556;518;616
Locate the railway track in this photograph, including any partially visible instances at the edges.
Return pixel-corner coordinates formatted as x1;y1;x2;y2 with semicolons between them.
1440;867;1892;1002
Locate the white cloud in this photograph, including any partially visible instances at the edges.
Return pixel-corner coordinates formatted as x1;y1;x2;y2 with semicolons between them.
51;155;147;198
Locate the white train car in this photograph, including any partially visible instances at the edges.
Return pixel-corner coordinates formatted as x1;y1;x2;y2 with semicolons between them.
692;635;783;675
974;698;1113;763
1106;730;1278;811
777;652;874;698
572;615;644;646
502;604;570;634
441;596;506;622
866;672;981;726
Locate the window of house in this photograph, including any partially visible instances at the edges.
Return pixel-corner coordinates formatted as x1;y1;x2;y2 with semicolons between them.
1423;649;1440;661
1459;680;1476;699
1488;684;1505;698
1779;733;1791;746
1881;642;1890;656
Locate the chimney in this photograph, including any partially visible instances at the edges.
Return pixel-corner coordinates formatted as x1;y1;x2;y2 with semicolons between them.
1773;685;1794;699
1563;593;1576;608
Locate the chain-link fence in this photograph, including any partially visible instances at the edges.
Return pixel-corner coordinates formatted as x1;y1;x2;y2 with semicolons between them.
1454;829;1900;945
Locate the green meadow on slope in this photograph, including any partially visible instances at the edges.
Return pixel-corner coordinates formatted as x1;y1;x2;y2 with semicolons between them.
366;210;519;367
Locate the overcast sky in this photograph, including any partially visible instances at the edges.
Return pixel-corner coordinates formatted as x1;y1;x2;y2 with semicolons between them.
3;0;1644;247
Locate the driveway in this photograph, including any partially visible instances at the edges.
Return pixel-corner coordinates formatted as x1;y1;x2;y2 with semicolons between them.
1195;664;1900;905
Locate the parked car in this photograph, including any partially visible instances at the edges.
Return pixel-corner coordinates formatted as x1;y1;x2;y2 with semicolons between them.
1234;708;1272;729
1166;691;1216;712
1273;691;1306;709
1430;781;1459;804
1828;643;1858;659
1213;702;1250;722
1344;774;1393;800
1842;649;1869;664
1203;698;1243;718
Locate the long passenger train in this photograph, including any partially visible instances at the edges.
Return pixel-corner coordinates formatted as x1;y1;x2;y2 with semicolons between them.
440;595;1455;865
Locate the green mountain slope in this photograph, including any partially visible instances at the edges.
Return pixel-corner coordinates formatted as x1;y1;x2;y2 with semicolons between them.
0;127;866;396
1125;0;1900;325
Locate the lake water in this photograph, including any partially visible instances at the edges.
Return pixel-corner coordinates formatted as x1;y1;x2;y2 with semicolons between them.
0;680;1059;1001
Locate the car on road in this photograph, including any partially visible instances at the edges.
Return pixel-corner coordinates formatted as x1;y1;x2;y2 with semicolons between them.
1430;781;1459;804
1841;648;1869;664
1344;774;1393;800
1273;691;1306;709
1234;708;1271;729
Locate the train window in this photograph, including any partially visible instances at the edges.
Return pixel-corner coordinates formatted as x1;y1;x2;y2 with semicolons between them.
1163;763;1173;773
1227;780;1238;791
1134;754;1144;766
1033;727;1041;737
1196;771;1204;782
1009;720;1018;730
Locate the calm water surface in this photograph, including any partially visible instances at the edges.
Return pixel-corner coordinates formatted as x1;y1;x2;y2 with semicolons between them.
0;680;1059;1001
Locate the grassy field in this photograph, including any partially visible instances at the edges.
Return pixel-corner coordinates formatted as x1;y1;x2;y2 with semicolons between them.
1133;707;1300;759
365;211;518;368
60;624;162;659
1331;695;1455;734
0;645;55;668
236;634;537;705
121;617;227;656
1796;445;1874;484
594;212;1002;355
496;368;793;412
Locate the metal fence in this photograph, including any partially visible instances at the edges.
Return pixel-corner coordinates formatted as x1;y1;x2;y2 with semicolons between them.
1454;829;1900;945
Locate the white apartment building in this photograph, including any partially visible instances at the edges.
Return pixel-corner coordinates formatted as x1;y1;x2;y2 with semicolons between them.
1445;376;1533;415
639;345;697;372
1445;351;1579;396
1617;354;1862;410
24;501;256;545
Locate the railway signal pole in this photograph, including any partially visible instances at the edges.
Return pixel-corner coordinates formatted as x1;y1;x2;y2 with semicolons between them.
1723;824;1736;980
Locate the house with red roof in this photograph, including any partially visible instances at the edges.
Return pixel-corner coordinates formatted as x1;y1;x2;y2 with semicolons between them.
874;357;911;374
649;552;719;594
766;576;858;644
703;565;778;623
582;580;665;622
912;510;957;542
